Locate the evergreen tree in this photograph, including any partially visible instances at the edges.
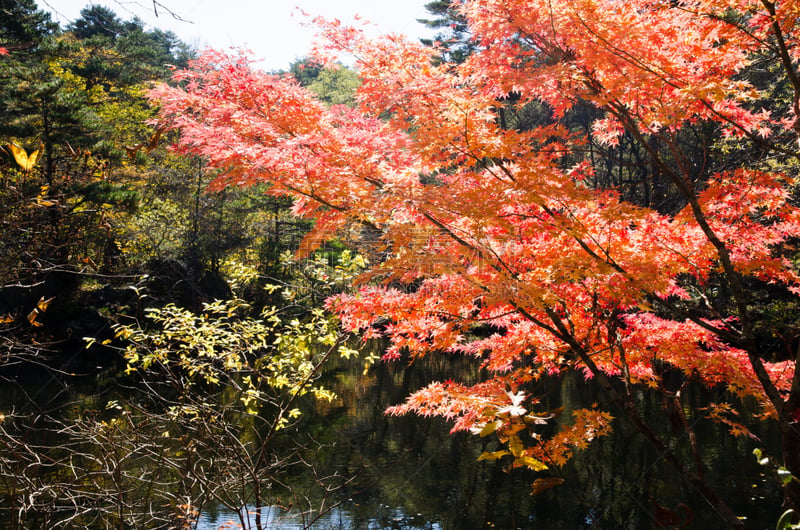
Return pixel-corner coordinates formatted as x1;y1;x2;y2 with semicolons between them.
68;4;123;40
0;0;86;182
67;6;189;90
418;0;474;63
0;0;56;46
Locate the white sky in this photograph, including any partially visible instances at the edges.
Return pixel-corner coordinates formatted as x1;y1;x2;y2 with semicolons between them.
41;0;436;71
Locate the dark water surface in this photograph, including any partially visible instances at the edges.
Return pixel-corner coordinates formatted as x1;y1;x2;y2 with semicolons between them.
0;352;785;529
197;353;783;529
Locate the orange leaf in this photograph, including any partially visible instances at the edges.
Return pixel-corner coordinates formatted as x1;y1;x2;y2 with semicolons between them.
37;296;54;312
532;477;565;496
27;308;42;327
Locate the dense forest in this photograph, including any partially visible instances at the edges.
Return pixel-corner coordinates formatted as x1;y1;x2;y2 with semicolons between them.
0;0;338;361
0;1;367;527
3;0;800;528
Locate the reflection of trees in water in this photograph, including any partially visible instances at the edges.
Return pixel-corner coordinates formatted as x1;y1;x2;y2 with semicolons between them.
0;347;784;529
301;350;783;529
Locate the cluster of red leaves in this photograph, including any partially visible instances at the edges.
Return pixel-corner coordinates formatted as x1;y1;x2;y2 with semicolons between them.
151;0;799;470
531;407;615;467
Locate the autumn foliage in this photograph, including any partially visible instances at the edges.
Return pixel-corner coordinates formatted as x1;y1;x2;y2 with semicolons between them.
152;0;800;523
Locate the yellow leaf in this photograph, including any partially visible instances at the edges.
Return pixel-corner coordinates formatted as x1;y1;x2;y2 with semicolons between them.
479;420;499;437
37;296;54;312
517;455;549;471
27;308;42;327
8;142;43;172
124;145;142;159
507;422;526;435
508;434;524;457
26;144;43;170
478;450;510;461
8;142;29;169
146;128;163;152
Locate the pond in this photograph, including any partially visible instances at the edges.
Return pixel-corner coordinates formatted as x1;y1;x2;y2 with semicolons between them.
0;351;785;529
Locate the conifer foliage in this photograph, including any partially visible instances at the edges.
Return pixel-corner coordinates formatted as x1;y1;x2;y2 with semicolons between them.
153;0;800;523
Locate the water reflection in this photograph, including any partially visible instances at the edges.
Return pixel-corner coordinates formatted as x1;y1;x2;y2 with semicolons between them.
196;505;444;530
186;351;784;529
0;349;785;529
271;352;782;529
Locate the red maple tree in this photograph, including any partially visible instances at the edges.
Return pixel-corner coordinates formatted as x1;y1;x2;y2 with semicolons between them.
151;0;800;525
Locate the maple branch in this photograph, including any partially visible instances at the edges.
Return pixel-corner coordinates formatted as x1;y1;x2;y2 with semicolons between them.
648;295;740;343
683;191;790;418
420;211;520;281
492;156;742;346
569;5;786;168
571;7;800;160
600;100;793;424
607;315;633;394
539;306;745;528
546;189;759;382
760;0;800;143
277;182;345;212
693;99;800;161
572;9;796;165
683;8;769;47
569;10;684;91
656;374;707;481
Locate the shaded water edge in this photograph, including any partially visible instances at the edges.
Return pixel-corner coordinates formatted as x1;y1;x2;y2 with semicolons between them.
279;354;783;529
0;350;785;529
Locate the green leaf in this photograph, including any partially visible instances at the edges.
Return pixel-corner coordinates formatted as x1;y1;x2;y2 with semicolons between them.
776;509;798;530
